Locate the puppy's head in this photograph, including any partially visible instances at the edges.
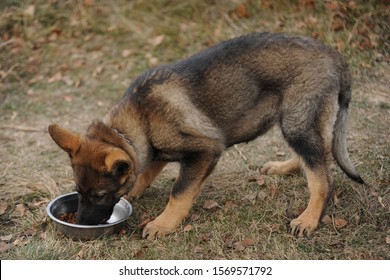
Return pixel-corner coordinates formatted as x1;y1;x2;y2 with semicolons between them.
48;123;136;225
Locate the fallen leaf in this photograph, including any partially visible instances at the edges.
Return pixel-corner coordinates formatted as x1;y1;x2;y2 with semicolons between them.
261;0;273;9
386;236;390;244
121;49;132;58
234;3;250;18
224;236;234;248
0;242;10;253
276;150;285;156
242;237;255;247
233;241;246;251
23;5;35;17
298;0;315;8
0;200;8;215
92;65;104;77
15;204;26;217
190;213;200;221
334;218;348;229
63;95;73;102
321;214;332;224
47;72;63;83
183;224;194;232
224;201;238;212
203;200;219;210
326;1;339;11
150;35;165;47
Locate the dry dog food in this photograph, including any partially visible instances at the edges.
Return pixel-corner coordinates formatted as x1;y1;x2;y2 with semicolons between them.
59;212;77;224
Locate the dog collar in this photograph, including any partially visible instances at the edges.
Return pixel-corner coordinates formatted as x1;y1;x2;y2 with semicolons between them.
112;128;132;145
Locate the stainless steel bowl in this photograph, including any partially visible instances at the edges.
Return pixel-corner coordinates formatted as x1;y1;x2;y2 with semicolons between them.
46;192;132;240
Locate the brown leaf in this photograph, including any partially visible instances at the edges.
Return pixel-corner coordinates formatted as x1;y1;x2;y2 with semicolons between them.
63;95;73;102
335;218;348;229
92;65;104;77
203;200;219;210
15;204;26;217
0;200;8;215
150;35;165;47
23;5;35;17
242;237;255;247
47;72;63;83
386;236;390;244
224;236;234;248
224;201;238;212
321;214;332;224
261;1;273;9
183;224;194;232
0;242;10;253
121;49;132;58
326;1;339;11
233;241;246;251
298;0;315;9
234;3;250;18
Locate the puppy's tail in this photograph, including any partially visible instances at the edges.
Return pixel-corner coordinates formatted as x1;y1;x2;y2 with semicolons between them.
332;68;365;184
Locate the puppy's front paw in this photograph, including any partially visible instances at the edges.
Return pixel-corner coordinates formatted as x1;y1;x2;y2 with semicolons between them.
289;212;319;238
142;218;176;240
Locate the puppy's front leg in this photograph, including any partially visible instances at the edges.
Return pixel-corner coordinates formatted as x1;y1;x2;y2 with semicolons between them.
142;153;219;240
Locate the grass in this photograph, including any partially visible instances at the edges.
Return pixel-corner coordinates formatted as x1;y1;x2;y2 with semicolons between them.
0;0;389;260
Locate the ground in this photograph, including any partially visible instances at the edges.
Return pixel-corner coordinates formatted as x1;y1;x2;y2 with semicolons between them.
0;0;389;259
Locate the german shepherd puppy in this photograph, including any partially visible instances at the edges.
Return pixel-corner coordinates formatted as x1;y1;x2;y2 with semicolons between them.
48;32;364;239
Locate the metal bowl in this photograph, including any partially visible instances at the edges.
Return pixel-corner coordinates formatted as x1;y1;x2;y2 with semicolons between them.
46;192;132;240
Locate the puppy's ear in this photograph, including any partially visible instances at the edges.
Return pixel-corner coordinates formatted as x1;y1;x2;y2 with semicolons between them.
105;149;132;184
48;124;81;156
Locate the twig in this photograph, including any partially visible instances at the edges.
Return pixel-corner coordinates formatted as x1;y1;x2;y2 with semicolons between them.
0;38;15;48
0;124;46;132
233;144;248;162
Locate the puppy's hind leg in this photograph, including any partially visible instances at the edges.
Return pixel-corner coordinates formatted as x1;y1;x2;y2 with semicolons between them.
261;154;301;175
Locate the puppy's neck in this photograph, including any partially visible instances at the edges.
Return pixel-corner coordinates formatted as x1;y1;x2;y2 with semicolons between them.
103;106;151;173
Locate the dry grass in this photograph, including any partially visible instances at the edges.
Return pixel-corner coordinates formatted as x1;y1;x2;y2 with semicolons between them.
0;0;389;260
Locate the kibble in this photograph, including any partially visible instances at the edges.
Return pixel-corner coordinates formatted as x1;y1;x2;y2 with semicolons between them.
59;212;77;224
